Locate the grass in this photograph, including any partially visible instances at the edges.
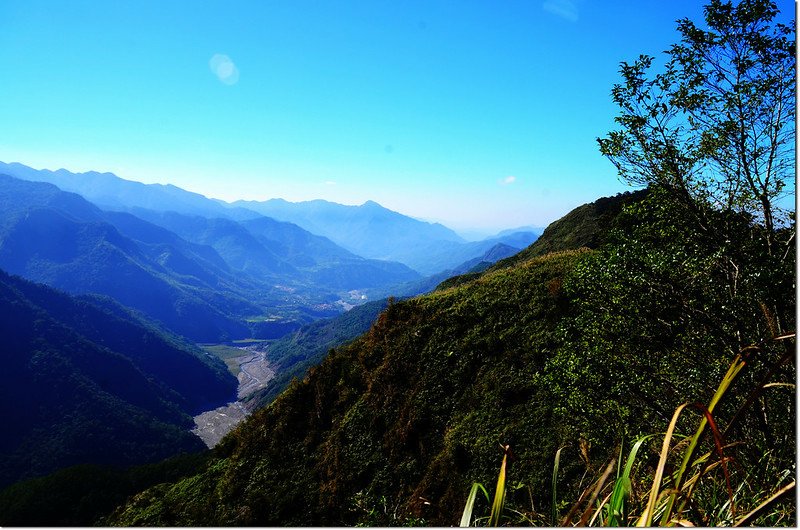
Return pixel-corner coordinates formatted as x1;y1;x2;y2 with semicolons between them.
460;483;489;527
604;435;652;526
199;344;251;376
552;446;563;526
461;333;796;527
459;445;512;527
488;445;512;527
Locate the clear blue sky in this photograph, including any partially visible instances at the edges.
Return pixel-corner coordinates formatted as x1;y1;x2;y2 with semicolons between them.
0;1;794;234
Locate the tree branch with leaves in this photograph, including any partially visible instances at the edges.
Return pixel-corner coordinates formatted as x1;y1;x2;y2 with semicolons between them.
598;0;795;255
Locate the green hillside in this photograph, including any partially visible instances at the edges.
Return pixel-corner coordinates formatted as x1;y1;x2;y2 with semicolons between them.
488;189;647;271
106;184;795;526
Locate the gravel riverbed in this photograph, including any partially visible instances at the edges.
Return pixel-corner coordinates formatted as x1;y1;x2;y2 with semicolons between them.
192;348;275;447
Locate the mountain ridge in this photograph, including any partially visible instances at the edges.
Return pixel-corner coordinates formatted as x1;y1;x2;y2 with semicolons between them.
1;161;539;276
0;174;423;339
99;191;649;526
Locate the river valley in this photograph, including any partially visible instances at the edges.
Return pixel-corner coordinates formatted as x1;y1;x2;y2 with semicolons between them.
192;346;276;447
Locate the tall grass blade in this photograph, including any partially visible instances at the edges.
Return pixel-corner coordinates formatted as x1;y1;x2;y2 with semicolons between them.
590;491;614;526
667;355;746;521
733;480;795;527
637;402;690;527
460;483;489;527
607;436;652;526
689;404;734;517
552;446;564;526
577;459;615;527
488;445;511;527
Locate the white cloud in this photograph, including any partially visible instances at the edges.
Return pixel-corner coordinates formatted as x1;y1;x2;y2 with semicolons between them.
543;0;578;22
209;54;240;85
324;180;337;186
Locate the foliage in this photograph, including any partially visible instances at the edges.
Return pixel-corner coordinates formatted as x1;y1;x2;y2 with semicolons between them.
466;337;795;526
598;0;795;253
0;452;211;527
0;270;235;489
108;250;585;526
543;188;793;436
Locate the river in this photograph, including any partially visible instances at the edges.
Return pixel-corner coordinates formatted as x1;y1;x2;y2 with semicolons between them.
191;347;275;447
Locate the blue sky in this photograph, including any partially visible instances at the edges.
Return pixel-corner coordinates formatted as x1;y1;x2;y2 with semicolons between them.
0;1;794;234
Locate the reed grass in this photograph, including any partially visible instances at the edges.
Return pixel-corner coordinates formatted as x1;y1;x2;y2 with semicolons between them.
552;446;564;526
605;436;653;526
460;334;795;527
460;483;489;527
488;445;512;527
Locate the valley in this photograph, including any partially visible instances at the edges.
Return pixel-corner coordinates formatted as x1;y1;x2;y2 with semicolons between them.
0;165;540;494
192;343;277;447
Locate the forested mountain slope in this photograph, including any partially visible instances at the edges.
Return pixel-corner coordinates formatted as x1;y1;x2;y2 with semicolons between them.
243;298;393;411
130;207;420;291
108;187;794;526
0;175;260;341
0;270;237;489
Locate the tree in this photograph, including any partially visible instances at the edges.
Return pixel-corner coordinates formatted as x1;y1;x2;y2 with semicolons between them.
598;0;795;255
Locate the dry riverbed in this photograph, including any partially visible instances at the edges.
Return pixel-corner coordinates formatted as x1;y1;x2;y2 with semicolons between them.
192;346;275;447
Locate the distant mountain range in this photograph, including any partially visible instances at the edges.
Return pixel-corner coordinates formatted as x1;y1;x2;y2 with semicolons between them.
0;175;260;341
0;160;541;361
0;161;260;221
0;269;237;488
0;173;431;340
1;162;539;276
231;198;539;274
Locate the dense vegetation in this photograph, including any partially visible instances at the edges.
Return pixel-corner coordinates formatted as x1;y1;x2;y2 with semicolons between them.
0;453;212;527
106;180;794;526
244;298;392;410
0;270;237;489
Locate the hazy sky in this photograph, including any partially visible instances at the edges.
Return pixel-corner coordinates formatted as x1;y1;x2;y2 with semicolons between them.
0;1;794;234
